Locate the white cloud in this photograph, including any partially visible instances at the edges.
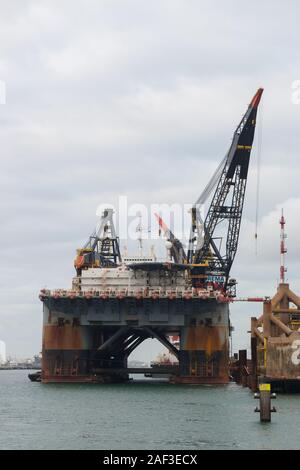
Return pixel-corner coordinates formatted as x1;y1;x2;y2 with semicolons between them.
1;0;300;358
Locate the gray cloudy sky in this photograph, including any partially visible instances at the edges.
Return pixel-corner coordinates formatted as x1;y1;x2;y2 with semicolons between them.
1;0;300;361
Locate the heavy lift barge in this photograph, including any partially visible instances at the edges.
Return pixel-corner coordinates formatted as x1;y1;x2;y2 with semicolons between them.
39;88;263;384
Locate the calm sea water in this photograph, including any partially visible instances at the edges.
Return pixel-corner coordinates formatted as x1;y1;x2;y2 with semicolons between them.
0;370;299;450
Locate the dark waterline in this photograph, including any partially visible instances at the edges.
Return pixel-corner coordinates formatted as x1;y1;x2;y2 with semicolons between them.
0;370;299;450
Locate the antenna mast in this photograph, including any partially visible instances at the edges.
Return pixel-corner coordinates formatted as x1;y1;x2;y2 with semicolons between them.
279;209;287;284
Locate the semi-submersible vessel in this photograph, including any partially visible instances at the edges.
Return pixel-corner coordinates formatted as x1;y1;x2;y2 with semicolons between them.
39;88;263;384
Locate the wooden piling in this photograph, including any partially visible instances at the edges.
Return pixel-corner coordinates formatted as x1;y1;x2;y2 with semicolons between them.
238;349;247;387
259;383;271;422
251;317;258;392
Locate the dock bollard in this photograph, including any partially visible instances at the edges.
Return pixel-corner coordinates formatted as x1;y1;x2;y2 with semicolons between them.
254;383;277;422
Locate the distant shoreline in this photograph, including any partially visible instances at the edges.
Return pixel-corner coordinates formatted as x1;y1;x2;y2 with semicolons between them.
0;366;40;371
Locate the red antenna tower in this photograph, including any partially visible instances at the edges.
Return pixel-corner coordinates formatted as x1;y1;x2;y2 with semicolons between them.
279;209;287;284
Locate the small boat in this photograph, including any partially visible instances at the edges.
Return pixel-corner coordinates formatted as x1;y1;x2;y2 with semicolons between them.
28;371;42;382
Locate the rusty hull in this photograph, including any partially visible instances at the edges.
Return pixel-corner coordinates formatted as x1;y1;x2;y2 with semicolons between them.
266;333;300;380
175;324;229;384
41;295;230;384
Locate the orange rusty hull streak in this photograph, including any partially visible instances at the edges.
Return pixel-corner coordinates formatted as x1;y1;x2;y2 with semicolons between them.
183;325;228;352
42;324;91;381
42;375;95;383
42;324;90;350
179;325;229;384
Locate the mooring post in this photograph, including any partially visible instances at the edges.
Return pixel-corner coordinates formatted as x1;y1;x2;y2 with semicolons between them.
251;317;258;392
259;383;271;422
254;383;277;422
251;338;258;391
239;349;247;387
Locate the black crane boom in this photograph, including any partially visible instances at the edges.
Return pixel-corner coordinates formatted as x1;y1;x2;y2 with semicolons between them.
189;88;264;290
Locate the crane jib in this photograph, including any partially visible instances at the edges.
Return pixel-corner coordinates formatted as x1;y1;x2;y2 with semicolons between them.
190;88;264;293
226;107;258;180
